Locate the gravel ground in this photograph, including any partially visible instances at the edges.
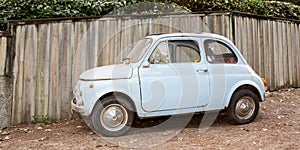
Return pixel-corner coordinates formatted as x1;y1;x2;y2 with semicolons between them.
0;88;299;150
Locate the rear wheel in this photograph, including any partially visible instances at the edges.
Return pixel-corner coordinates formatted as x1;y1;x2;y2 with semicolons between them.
91;95;134;137
227;90;259;124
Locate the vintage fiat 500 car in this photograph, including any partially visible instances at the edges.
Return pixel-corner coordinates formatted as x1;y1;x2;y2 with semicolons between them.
71;33;267;137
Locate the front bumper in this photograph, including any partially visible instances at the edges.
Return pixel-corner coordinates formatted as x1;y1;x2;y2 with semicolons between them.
71;97;86;113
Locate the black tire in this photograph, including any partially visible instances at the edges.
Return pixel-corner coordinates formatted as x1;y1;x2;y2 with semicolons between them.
227;90;259;124
81;115;96;132
91;95;134;137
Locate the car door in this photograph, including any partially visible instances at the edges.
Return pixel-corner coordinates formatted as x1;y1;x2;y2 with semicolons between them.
139;38;210;112
202;38;240;110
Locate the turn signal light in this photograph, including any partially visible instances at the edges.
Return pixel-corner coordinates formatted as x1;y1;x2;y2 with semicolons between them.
261;78;267;91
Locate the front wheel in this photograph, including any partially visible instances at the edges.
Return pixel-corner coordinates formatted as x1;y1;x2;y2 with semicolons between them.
91;95;134;137
227;90;259;124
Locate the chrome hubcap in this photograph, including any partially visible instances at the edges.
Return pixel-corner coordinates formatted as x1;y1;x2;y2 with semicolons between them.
235;96;255;120
100;104;128;131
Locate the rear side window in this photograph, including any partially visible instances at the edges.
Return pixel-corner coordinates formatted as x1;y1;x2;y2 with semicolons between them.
204;39;237;63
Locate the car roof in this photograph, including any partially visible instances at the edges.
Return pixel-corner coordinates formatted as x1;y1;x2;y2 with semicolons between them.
145;32;229;41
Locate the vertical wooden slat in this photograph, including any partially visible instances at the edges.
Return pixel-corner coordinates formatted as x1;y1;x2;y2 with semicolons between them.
253;18;260;76
189;15;200;33
266;20;275;90
59;23;73;119
247;17;252;67
283;22;293;87
36;24;48;119
44;24;51;117
93;21;100;67
0;37;7;76
172;16;180;32
85;22;93;68
12;26;23;124
48;23;58;119
259;19;267;80
296;24;300;86
289;23;295;87
277;22;283;88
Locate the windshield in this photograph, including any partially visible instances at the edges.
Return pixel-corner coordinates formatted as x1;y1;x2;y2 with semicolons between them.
125;38;152;63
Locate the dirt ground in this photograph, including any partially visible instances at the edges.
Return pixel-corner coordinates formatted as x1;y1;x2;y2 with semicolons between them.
0;89;299;150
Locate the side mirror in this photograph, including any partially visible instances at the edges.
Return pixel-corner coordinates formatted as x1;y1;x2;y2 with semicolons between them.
143;62;150;68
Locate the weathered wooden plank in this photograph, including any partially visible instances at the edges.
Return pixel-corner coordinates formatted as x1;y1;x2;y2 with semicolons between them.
277;22;283;88
86;21;95;67
58;23;73;119
0;37;7;76
283;22;293;87
180;15;190;33
70;21;81;119
112;18;121;64
44;24;51;117
22;25;37;122
172;16;181;33
253;18;260;76
114;19;121;63
66;23;74;119
271;21;277;89
289;23;295;87
215;14;223;35
93;20;100;67
11;26;24;124
48;23;59;119
296;24;300;86
189;15;201;33
259;19;266;79
103;19;111;66
266;20;275;90
152;17;160;34
97;20;105;66
159;16;170;33
35;24;49;119
224;15;231;40
233;16;240;50
241;17;248;59
109;19;116;65
246;17;253;68
286;23;293;86
282;22;287;87
74;21;85;78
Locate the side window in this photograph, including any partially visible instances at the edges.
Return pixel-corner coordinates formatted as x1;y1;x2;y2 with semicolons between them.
204;39;238;63
149;41;171;64
170;40;200;63
175;45;200;63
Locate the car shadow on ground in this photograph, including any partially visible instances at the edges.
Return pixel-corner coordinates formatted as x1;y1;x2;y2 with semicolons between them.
122;111;232;136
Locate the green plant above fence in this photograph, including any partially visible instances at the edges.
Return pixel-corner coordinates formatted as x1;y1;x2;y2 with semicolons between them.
171;0;300;19
0;0;300;31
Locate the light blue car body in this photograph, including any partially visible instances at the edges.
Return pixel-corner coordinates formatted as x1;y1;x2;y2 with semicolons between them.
72;33;266;118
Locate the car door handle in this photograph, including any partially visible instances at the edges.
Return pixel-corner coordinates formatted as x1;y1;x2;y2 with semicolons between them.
196;68;208;72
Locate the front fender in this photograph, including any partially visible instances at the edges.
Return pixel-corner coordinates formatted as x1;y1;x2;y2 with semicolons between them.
81;79;141;116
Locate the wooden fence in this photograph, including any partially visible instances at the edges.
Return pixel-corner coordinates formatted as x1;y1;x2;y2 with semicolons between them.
6;12;300;124
0;33;8;76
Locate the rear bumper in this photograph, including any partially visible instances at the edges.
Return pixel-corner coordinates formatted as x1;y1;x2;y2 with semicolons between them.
71;97;86;113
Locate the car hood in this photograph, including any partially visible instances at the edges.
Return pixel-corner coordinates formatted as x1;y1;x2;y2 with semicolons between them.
79;64;133;80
